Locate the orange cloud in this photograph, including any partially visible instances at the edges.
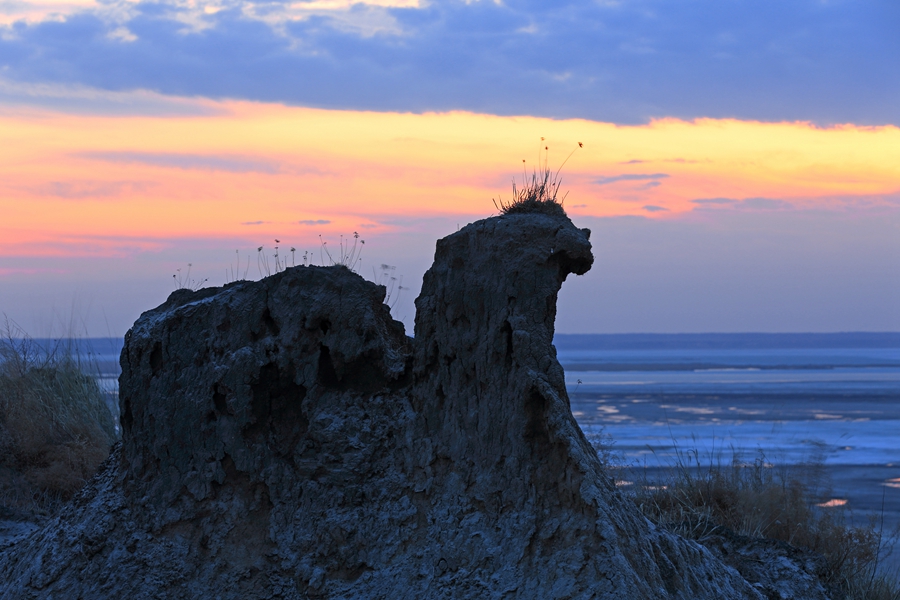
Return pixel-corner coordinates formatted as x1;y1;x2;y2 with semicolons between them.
1;100;899;257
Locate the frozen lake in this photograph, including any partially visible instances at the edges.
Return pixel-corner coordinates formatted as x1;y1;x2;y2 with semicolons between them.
558;334;900;465
558;332;900;540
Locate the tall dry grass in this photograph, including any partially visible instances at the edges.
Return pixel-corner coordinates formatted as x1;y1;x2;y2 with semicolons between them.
626;446;900;600
0;322;117;513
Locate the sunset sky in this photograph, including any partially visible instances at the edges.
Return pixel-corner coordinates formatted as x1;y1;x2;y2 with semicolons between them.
0;0;898;335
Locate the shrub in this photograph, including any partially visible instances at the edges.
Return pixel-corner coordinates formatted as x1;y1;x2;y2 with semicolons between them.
0;327;117;513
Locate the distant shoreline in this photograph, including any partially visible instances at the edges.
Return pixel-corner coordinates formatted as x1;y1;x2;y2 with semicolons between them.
555;332;900;350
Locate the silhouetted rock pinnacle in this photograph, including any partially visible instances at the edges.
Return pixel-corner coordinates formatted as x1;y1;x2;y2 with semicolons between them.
0;213;831;599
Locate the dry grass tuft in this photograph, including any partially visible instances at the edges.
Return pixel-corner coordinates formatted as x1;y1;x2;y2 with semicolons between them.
0;322;117;513
493;140;582;217
628;447;900;600
493;167;569;217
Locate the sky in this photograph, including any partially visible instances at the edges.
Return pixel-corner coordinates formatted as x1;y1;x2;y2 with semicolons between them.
0;0;898;336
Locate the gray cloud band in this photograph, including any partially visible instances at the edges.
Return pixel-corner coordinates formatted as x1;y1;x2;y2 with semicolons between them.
0;0;896;125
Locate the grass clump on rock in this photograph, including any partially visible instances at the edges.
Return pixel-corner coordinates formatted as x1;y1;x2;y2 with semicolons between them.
493;141;582;217
630;448;900;600
0;326;117;513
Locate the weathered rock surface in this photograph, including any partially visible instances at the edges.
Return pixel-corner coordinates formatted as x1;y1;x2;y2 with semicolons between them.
700;529;836;600
0;213;831;599
0;508;39;556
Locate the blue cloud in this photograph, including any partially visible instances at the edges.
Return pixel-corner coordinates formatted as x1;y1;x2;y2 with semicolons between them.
31;180;152;198
693;198;737;205
298;219;331;225
642;205;668;212
740;197;793;211
0;1;897;124
693;197;793;210
595;173;669;185
79;151;281;173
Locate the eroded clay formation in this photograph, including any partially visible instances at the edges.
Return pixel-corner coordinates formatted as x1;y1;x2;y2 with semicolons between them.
0;213;831;599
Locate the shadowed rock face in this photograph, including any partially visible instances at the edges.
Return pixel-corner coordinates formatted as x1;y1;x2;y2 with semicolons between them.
1;213;821;598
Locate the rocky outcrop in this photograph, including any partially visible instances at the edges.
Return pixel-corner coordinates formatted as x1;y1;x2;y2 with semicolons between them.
0;212;829;599
701;529;836;600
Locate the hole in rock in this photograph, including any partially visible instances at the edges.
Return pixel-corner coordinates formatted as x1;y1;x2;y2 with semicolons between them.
121;397;133;430
149;343;162;375
524;387;550;448
246;363;309;453
501;320;513;362
213;388;228;414
262;308;280;336
317;346;339;387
